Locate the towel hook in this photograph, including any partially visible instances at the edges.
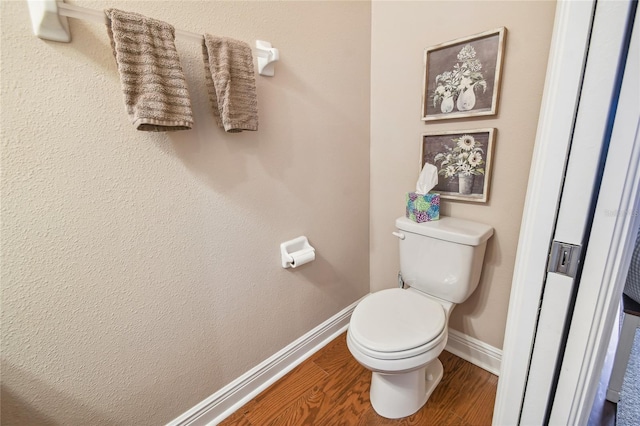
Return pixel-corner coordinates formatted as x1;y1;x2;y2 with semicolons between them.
255;40;280;77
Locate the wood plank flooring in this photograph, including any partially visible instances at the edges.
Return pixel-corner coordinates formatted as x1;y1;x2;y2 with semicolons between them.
220;332;497;425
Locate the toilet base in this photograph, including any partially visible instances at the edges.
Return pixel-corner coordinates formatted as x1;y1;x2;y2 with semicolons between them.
369;358;444;419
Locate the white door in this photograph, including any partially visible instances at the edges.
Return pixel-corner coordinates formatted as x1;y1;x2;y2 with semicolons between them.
494;0;639;424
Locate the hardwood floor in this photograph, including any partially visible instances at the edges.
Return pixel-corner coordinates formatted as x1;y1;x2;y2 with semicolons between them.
220;332;497;425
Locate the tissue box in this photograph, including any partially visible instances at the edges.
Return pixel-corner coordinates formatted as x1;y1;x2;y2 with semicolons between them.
406;192;440;223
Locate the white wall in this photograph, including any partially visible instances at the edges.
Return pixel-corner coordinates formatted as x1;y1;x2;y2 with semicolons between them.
0;1;371;424
370;0;556;349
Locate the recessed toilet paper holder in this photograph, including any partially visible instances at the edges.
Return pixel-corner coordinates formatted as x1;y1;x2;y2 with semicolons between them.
281;236;315;269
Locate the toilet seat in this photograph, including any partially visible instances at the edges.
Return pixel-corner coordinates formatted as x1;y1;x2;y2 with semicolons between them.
349;288;446;360
348;326;447;361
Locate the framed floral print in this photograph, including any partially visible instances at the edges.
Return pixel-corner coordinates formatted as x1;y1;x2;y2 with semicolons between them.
421;129;495;203
422;28;506;122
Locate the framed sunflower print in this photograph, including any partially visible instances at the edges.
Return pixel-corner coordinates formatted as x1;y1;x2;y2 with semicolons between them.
421;129;495;203
422;28;506;122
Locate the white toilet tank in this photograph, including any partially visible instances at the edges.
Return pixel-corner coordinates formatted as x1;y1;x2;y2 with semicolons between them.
395;216;493;304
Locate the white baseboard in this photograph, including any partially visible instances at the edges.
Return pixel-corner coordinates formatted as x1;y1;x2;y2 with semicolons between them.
445;328;502;376
167;297;364;426
605;388;620;403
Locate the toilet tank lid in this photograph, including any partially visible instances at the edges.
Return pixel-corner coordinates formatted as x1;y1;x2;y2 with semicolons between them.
396;216;494;246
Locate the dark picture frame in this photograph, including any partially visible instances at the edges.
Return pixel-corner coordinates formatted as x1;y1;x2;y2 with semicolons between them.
421;129;495;203
422;28;506;122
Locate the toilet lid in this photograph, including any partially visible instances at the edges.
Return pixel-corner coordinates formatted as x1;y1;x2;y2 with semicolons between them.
350;288;446;353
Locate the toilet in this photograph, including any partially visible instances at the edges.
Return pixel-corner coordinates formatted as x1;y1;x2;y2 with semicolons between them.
347;215;493;419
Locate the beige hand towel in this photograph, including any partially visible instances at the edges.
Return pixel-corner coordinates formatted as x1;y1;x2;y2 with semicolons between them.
202;35;258;132
105;9;193;132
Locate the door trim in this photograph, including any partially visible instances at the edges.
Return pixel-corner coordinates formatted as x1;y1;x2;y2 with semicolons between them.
492;1;594;423
549;5;639;422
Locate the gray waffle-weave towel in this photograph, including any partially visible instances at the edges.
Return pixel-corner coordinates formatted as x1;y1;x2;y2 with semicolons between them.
105;9;193;132
202;35;258;132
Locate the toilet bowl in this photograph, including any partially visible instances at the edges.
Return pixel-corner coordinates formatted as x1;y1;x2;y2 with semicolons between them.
347;287;453;419
347;216;493;419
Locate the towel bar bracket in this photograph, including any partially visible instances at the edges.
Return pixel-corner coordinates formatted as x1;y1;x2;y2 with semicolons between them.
28;0;70;42
256;40;280;77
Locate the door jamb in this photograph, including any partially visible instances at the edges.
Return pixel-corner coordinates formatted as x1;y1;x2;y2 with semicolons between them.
492;1;594;423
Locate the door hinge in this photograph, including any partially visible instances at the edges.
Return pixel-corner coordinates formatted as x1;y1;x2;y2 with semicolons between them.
548;241;582;278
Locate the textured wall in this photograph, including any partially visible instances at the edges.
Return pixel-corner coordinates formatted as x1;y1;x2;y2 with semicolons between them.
0;1;371;424
370;1;556;349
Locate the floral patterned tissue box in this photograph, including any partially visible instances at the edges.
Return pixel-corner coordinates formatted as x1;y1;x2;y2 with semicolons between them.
406;193;440;223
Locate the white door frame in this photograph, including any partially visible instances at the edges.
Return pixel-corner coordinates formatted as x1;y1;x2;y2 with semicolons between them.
549;6;639;423
493;0;639;424
493;1;595;423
